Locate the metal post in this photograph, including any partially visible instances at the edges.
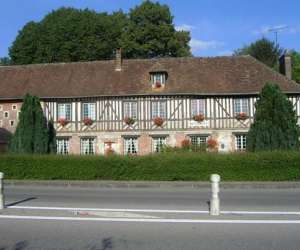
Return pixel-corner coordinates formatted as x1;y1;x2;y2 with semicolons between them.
0;172;4;209
210;174;220;216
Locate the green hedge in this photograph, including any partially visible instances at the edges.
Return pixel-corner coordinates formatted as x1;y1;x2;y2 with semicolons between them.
0;151;300;181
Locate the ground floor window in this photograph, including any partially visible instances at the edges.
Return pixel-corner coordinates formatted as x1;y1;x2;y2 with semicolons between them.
124;137;138;155
56;138;69;155
190;135;208;151
152;137;167;153
80;138;96;155
235;134;247;151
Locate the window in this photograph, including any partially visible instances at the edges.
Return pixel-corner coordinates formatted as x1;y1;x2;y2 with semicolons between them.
151;101;166;118
152;137;167;153
10;120;14;127
56;138;69;155
124;137;138;155
80;138;96;155
4;111;9;118
190;135;208;151
150;72;166;86
12;105;17;110
0;105;3;111
58;103;71;121
191;99;205;116
235;134;247;151
234;99;249;115
82;103;96;120
123;101;137;119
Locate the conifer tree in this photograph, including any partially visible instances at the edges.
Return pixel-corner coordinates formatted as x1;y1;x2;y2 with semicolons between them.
247;83;300;151
9;94;55;154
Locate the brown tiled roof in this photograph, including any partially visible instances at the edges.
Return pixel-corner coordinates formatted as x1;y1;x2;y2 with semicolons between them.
0;55;300;100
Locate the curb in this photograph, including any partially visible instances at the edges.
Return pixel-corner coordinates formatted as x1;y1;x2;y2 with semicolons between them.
4;180;300;189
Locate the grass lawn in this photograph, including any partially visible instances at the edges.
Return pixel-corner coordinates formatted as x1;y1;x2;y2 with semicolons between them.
0;151;300;181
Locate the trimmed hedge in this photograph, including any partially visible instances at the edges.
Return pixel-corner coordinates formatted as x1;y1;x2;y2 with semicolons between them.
0;151;300;181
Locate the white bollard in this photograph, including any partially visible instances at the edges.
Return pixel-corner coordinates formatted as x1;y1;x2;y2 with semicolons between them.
0;172;4;209
210;174;220;216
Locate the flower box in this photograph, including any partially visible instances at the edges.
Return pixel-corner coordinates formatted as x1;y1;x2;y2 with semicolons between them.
124;117;135;126
153;117;164;127
154;81;162;88
83;117;93;126
193;114;205;122
58;118;69;127
181;139;191;149
235;112;249;120
207;138;218;150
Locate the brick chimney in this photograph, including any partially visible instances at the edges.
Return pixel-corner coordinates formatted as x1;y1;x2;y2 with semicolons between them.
115;48;122;71
279;52;292;80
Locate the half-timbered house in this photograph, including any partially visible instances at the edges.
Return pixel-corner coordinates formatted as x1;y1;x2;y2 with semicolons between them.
0;49;300;154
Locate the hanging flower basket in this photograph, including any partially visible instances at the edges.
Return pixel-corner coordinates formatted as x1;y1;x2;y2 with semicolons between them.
235;112;249;121
154;81;162;88
193;114;205;122
83;117;93;126
181;139;191;149
124;117;135;126
58;118;68;127
207;138;218;150
153;117;164;127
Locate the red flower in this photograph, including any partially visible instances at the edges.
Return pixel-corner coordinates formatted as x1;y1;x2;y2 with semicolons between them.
181;139;191;148
83;117;93;126
207;138;218;149
235;112;249;120
155;81;162;88
193;114;205;122
58;118;68;127
123;117;135;126
153;117;164;127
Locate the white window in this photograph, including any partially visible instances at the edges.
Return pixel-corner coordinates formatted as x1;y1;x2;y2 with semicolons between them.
151;73;166;86
56;138;69;155
123;101;137;119
234;99;249;115
191;99;205;116
235;134;247;151
58;103;71;121
152;101;166;118
190;135;208;147
124;137;138;155
82;103;96;120
12;105;17;110
4;111;9;118
10;120;14;127
80;138;96;155
152;137;166;153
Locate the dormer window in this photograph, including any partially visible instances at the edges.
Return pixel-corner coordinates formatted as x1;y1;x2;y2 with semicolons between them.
150;72;167;89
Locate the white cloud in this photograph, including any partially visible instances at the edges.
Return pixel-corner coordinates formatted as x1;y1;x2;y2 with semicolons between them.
175;24;195;32
190;38;224;52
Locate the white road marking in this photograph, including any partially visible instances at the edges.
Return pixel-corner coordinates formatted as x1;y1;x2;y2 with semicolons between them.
0;215;300;224
8;205;300;215
75;211;160;219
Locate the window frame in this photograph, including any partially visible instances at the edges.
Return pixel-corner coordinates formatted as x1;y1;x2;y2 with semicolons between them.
151;101;167;119
123;101;138;119
150;72;167;86
57;103;72;121
233;98;249;115
123;136;138;155
190;99;206;117
80;137;96;155
235;134;247;151
56;137;70;155
189;134;209;151
82;102;96;121
152;136;167;153
4;111;9;119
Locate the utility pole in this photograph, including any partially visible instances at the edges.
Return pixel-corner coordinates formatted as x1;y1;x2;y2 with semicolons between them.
268;26;288;47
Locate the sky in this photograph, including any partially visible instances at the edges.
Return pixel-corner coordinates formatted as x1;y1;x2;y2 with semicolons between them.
1;0;300;58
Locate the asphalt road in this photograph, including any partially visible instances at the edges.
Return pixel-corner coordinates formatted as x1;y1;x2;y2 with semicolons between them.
0;186;300;250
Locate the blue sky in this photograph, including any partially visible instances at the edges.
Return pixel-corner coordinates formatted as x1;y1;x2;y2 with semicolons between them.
1;0;300;58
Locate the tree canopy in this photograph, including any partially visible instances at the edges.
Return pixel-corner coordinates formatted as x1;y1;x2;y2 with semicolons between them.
9;94;56;154
9;1;191;65
0;57;11;66
290;50;300;84
234;38;283;69
247;83;299;151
